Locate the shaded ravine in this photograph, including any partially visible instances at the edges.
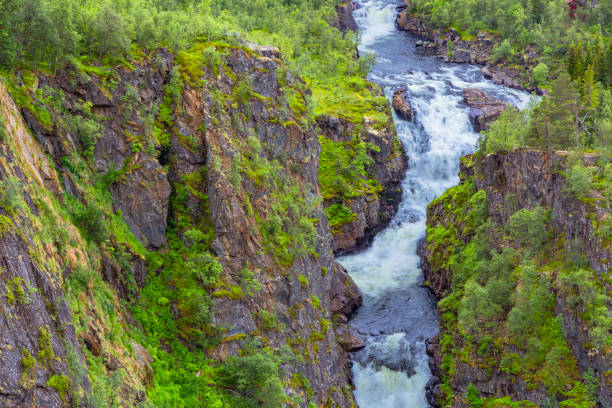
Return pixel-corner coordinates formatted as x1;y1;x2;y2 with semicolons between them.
338;1;532;406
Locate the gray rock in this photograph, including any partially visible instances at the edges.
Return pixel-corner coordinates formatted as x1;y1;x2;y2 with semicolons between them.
463;88;509;131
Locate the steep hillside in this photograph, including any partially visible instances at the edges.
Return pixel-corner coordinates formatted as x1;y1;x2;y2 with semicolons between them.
0;34;403;406
420;150;611;408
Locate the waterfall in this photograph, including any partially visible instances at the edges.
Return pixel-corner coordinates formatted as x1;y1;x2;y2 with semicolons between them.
340;1;532;406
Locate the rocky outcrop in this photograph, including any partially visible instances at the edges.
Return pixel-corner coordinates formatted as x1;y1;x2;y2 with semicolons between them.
335;1;358;33
165;44;362;406
109;154;170;248
0;42;372;406
421;150;611;407
318;115;408;254
396;4;536;91
463;88;509;131
392;88;414;121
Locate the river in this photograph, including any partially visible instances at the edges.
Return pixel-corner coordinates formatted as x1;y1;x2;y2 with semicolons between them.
338;1;532;406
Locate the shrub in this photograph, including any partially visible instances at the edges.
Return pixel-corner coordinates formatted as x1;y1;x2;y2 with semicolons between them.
564;162;594;198
0;116;7;142
531;63;549;86
465;383;483;408
216;340;286;408
68;115;102;158
491;39;515;63
0;177;25;213
504;207;551;253
68;196;108;244
325;203;356;230
482;107;529;152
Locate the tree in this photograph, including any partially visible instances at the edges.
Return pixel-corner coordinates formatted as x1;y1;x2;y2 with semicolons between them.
482;107;529;152
528;73;580;150
531;62;549;87
86;5;131;62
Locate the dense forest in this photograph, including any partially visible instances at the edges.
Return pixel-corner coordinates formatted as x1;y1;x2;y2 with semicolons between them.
0;0;610;407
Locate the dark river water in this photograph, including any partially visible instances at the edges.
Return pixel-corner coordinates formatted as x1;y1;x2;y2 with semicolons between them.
338;1;532;406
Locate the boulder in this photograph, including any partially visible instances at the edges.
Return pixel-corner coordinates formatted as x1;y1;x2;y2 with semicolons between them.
392;88;413;121
335;1;358;33
335;324;365;351
463;88;509;132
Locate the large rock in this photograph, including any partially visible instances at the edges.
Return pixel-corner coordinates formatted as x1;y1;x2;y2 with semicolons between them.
330;262;362;321
318;115;407;254
335;1;358;33
463;88;509;132
392;88;413;121
110;153;171;249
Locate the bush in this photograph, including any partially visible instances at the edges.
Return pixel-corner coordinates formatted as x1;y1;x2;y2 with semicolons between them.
564;162;594;198
0;116;7;142
68;197;108;244
504;207;551;253
325;203;356;230
481;107;529;152
491;39;515;63
531;63;549;87
68;115;102;158
216;340;286;408
0;177;25;213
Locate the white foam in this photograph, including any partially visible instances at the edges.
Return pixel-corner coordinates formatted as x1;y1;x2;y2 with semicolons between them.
342;0;532;406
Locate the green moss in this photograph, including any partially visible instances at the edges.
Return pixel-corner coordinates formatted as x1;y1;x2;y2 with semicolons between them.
46;374;71;402
212;286;244;300
19;348;37;390
325;203;357;232
5;277;30;305
37;326;56;366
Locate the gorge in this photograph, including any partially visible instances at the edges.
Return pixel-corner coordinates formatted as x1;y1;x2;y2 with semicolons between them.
341;0;530;406
0;0;610;407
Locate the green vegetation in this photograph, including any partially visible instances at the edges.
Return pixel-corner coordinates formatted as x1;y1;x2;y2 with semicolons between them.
408;0;611;59
1;0;398;234
37;326;56;366
46;374;71;402
19;348;37;389
427;155;610;406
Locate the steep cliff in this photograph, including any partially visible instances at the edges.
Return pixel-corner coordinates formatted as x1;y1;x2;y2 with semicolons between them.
318;115;407;254
420;150;611;407
0;37;401;406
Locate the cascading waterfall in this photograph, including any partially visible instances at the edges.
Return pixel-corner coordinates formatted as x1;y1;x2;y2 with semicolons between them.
340;1;532;406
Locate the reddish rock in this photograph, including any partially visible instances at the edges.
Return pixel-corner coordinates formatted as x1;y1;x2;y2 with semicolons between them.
335;1;358;33
463;88;509;132
392;88;413;121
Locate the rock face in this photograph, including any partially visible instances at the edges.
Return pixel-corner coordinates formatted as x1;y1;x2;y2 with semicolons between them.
421;150;611;407
392;88;414;121
0;42;374;406
177;45;362;405
318;115;408;254
463;88;509;132
335;1;358;33
109;154;170;249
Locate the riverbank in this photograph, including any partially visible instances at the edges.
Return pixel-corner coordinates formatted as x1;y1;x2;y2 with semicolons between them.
396;1;544;94
342;1;531;406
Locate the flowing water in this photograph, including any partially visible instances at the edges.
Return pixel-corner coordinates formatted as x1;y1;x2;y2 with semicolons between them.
339;1;532;406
